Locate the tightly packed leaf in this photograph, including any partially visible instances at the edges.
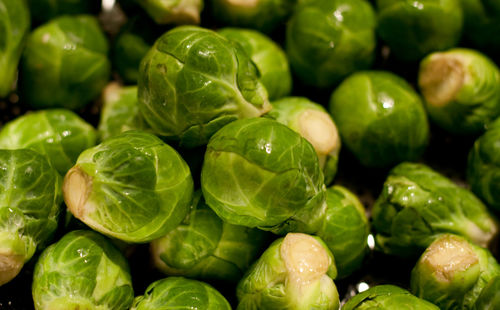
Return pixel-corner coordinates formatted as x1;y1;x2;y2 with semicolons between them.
468;117;500;211
286;0;376;88
201;117;326;234
343;285;439;310
20;15;110;110
411;234;500;309
266;96;340;184
131;277;231;310
63;131;194;243
151;191;269;283
329;71;429;168
219;27;292;101
0;149;61;286
418;48;500;135
32;230;134;310
460;0;500;54
0;109;97;175
372;162;499;257
237;233;339;310
376;0;463;61
0;0;30;97
138;25;271;148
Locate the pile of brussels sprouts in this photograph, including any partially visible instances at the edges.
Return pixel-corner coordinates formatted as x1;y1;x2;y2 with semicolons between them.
1;0;500;309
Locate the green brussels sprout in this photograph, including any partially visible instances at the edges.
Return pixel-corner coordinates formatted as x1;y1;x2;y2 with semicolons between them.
418;48;500;135
201;118;326;234
316;186;369;279
27;0;101;25
411;234;500;310
20;15;110;110
329;71;429;168
98;83;145;142
372;162;499;257
112;16;164;84
0;109;97;175
467;118;500;211
138;25;271;148
133;0;203;25
63;131;194;243
286;0;376;88
237;233;339;310
0;149;61;286
131;277;231;310
343;285;440;310
32;230;134;310
376;0;463;61
474;276;500;309
460;0;500;55
218;28;292;101
0;0;30;97
151;191;269;283
266;97;340;184
211;0;295;33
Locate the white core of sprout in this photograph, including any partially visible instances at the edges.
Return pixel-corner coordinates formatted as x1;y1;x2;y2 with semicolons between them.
103;82;122;104
422;236;478;283
225;0;259;9
281;233;330;288
0;253;23;286
102;0;116;11
63;167;95;220
298;109;339;155
419;54;465;107
467;220;497;248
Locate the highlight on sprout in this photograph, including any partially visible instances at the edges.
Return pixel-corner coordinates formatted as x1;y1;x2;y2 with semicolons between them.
150;191;269;283
372;162;499;257
410;234;500;310
138;25;271;147
418;48;500;135
63;131;194;243
32;230;134;310
0;149;61;286
266;96;341;184
201;117;326;234
131;277;231;310
0;109;97;175
329;71;429;168
236;233;339;310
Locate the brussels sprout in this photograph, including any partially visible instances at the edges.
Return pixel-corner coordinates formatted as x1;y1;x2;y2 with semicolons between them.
343;285;440;310
151;191;269;283
237;233;339;310
411;234;500;310
418;48;500;135
0;109;97;175
211;0;295;33
316;186;369;279
467;118;500;211
329;71;429;168
112;16;164;84
98;83;145;141
63;131;194;243
201;118;326;234
376;0;463;61
0;0;30;97
286;0;376;88
138;25;271;148
131;277;231;309
372;162;499;257
20;15;110;110
266;97;340;184
474;276;500;309
460;0;500;55
134;0;203;25
218;28;292;101
32;230;134;310
27;0;101;25
0;149;61;286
